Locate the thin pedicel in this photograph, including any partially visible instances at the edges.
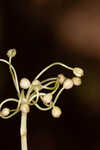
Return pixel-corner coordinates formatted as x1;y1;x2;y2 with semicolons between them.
0;49;84;150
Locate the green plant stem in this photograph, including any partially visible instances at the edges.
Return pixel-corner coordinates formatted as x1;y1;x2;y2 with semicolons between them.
35;62;73;80
53;87;64;106
0;59;20;94
20;112;28;150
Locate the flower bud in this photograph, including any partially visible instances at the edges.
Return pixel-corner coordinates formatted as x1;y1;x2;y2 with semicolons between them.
73;67;84;77
1;108;10;116
32;80;41;91
20;78;31;89
63;79;73;89
20;104;30;113
41;93;53;104
58;74;65;84
72;77;82;86
51;106;62;118
7;49;16;58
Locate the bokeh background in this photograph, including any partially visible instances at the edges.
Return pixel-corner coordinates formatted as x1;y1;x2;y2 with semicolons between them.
1;0;100;150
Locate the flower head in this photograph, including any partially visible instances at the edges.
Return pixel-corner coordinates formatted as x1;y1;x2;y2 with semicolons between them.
51;106;62;118
73;67;84;77
7;49;16;58
58;74;65;84
0;51;84;119
72;77;82;86
20;78;31;89
1;108;10;117
63;78;73;89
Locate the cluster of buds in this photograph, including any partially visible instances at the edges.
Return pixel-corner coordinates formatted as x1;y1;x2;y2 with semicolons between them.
0;49;84;120
58;67;83;89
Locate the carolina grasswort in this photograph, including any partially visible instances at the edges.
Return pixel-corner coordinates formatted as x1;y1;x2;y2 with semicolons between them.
0;49;84;150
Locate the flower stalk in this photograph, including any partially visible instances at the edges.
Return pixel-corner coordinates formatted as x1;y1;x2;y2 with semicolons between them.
20;112;28;150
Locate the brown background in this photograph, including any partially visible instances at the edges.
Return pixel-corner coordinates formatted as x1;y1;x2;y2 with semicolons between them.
0;0;100;150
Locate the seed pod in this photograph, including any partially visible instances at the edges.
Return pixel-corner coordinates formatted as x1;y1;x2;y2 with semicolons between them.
72;77;82;86
1;108;10;116
63;79;73;89
7;49;16;58
32;80;41;91
51;106;62;118
73;67;84;77
58;74;65;84
20;78;31;89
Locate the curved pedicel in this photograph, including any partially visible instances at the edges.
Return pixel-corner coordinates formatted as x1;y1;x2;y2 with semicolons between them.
0;98;19;119
0;59;20;94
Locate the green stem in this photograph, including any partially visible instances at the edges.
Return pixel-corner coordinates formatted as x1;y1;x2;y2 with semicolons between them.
20;112;28;150
41;78;57;84
0;59;20;94
35;62;73;80
53;87;64;106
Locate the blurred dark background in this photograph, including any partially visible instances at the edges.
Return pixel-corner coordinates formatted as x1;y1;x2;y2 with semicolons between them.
0;0;100;150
